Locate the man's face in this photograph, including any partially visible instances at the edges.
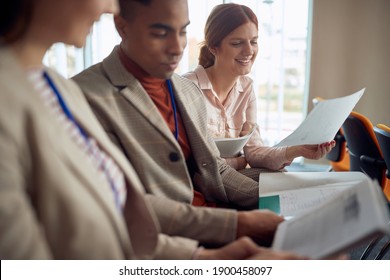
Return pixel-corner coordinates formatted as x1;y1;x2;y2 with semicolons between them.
120;0;189;79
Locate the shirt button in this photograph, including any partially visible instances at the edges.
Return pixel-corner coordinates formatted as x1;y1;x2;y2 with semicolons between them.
169;152;180;162
202;163;208;167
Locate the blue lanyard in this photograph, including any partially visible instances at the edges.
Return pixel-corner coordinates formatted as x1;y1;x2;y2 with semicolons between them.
43;71;122;210
166;79;179;140
43;72;88;140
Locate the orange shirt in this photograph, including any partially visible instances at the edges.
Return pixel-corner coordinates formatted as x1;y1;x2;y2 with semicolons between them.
118;48;212;207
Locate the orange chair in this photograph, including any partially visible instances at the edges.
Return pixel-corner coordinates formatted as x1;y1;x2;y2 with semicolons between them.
374;124;390;200
342;111;386;189
312;97;350;171
325;128;350;171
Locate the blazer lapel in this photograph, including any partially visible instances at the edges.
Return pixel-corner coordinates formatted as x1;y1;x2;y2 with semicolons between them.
46;70;138;256
170;75;215;157
102;47;180;147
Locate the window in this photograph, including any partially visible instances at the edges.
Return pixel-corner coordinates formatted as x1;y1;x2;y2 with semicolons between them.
44;0;312;147
43;14;120;78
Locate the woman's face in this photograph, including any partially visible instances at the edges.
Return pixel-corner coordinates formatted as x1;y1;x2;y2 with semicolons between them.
34;0;118;48
212;22;258;77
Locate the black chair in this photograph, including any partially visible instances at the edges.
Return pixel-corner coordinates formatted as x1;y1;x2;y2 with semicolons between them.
342;111;386;187
346;121;390;260
374;124;390;200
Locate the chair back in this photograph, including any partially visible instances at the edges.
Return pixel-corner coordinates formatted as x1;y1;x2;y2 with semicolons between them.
374;124;390;200
342;111;386;185
374;124;390;176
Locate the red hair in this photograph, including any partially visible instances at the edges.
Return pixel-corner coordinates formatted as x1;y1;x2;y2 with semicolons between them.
199;3;258;68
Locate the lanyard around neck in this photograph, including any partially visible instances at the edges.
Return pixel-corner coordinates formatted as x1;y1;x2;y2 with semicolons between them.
43;71;124;210
43;72;88;140
166;79;179;140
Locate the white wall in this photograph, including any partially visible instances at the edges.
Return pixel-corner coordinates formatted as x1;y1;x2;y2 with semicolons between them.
308;0;390;125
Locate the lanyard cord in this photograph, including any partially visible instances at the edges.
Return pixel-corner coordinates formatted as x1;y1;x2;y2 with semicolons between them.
43;72;88;140
42;72;122;210
166;79;179;140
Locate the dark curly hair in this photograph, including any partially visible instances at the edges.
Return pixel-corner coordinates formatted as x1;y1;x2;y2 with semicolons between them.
119;0;153;21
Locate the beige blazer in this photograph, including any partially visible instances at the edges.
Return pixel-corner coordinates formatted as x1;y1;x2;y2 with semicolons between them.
73;46;260;246
0;48;197;259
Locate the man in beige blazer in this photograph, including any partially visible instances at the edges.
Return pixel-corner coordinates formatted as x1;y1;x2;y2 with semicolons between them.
73;0;282;247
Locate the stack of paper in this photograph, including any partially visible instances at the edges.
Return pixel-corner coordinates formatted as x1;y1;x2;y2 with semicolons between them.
258;171;369;218
271;178;390;259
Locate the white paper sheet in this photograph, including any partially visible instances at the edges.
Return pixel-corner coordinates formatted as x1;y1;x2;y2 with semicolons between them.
262;182;356;217
213;126;256;157
274;88;365;147
258;171;370;217
259;171;369;193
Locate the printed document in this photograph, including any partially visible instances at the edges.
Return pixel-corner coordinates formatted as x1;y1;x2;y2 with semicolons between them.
258;171;370;217
271;179;390;259
274;88;365;147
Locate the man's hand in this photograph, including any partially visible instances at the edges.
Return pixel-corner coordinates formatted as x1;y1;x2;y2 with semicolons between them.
236;210;284;247
196;237;305;260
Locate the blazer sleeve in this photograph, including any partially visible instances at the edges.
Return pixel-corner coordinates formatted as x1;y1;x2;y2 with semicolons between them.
154;234;198;260
214;140;261;209
145;194;237;246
